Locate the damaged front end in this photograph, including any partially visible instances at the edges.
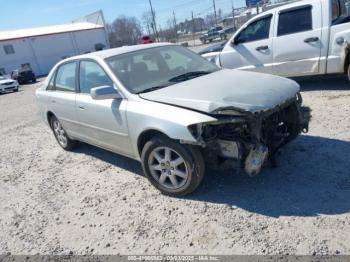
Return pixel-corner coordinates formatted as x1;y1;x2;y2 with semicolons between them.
184;93;311;176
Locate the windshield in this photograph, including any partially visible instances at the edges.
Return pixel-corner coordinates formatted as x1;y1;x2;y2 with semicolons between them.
106;45;219;94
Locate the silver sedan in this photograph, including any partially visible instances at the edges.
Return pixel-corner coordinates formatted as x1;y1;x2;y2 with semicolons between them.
36;43;310;196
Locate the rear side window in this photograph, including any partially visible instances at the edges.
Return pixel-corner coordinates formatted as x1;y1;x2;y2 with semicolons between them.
55;62;77;92
278;6;312;36
236;15;272;44
332;0;349;25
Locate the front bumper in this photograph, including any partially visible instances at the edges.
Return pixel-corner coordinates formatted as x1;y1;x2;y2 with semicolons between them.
197;98;312;176
0;83;19;92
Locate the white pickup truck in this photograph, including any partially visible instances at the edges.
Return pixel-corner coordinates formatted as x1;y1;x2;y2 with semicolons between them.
213;0;350;80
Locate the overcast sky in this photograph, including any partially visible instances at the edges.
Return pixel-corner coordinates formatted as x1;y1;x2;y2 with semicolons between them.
0;0;246;31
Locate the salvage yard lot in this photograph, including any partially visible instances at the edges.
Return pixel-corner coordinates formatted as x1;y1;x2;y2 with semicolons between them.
0;75;350;255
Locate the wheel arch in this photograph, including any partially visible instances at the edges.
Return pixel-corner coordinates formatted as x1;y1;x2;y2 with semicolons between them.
137;129;171;156
345;53;350;71
46;111;55;127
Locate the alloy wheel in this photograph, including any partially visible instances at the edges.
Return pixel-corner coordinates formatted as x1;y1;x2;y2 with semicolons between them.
148;146;189;190
53;119;68;147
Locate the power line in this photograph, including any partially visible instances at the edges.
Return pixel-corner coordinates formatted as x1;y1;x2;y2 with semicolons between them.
156;0;244;30
155;0;203;14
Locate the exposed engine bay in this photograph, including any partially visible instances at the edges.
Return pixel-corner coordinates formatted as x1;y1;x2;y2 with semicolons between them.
184;94;311;176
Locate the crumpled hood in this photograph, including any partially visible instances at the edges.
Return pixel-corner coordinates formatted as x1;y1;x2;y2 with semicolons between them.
139;69;300;114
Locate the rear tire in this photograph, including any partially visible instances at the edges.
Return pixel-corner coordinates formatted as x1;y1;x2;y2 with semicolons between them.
141;136;205;197
50;115;77;150
347;63;350;82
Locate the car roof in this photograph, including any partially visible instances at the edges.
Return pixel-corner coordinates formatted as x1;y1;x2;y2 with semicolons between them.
62;42;174;62
255;0;319;17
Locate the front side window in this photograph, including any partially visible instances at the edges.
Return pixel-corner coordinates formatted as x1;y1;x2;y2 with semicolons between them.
106;46;218;94
236;16;272;44
278;6;312;36
79;61;113;94
3;45;15;55
55;62;77;92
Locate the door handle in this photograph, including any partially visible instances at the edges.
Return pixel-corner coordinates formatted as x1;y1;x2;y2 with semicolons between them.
78;105;85;110
256;45;269;51
51;100;56;104
304;37;319;43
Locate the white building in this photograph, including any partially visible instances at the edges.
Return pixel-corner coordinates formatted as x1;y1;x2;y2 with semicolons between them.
0;11;110;76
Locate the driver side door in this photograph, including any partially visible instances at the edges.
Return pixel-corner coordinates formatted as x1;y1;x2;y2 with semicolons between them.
220;14;274;74
75;60;133;157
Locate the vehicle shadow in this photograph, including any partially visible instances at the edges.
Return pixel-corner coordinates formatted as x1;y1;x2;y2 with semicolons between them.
73;143;144;176
293;75;349;91
189;135;350;217
0;90;21;96
73;135;350;218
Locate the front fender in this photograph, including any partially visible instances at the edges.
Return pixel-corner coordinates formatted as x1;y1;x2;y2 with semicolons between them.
327;27;350;74
127;98;217;159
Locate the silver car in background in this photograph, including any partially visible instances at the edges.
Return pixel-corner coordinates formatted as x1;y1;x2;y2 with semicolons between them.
36;43;310;196
0;75;19;93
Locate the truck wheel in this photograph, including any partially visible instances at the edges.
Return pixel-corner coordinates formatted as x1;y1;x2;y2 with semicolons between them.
141;136;205;197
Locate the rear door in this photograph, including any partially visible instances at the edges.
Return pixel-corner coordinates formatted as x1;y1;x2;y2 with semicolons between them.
272;4;322;76
49;61;80;137
220;14;274;74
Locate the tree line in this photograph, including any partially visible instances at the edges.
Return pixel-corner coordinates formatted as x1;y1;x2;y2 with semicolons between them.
107;9;225;48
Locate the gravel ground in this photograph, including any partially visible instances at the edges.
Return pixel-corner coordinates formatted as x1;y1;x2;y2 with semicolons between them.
0;75;350;255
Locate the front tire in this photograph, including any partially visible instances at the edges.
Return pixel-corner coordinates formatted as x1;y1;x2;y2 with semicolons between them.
347;64;350;82
141;136;205;197
50;115;77;150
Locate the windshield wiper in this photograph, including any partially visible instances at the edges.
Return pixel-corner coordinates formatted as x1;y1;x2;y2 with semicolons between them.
168;71;213;83
137;85;168;94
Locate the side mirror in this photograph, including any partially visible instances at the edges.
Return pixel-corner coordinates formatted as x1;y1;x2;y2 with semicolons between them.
91;85;122;100
232;37;239;46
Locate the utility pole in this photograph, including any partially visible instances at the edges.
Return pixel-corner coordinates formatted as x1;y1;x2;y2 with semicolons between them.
191;11;195;46
150;23;156;38
159;24;163;41
146;23;151;36
173;11;178;43
231;0;236;30
148;0;159;41
213;0;217;26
